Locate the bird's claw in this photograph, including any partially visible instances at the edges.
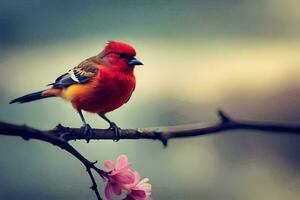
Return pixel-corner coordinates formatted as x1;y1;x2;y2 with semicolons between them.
109;122;121;142
83;124;92;143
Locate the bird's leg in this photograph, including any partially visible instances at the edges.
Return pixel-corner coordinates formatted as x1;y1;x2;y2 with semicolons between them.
78;110;92;143
98;114;121;141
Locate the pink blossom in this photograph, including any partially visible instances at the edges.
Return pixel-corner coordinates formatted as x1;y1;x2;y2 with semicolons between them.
123;171;152;200
103;155;135;200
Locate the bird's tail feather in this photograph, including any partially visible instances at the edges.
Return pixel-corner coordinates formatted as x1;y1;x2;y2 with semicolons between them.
10;90;52;104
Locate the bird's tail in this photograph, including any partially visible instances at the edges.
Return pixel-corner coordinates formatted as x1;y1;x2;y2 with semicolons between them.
10;90;54;104
10;90;49;104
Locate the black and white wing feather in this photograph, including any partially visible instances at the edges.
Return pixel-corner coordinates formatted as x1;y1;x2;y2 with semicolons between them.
48;59;99;88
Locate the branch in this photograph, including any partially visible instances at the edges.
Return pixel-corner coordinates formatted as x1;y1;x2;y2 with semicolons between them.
0;120;108;200
1;110;300;199
1;110;300;147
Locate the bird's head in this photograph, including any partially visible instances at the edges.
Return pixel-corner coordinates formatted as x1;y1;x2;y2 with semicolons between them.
99;41;143;72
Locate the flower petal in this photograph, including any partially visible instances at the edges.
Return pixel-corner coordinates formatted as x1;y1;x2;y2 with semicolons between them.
113;171;135;184
104;160;115;170
104;182;113;200
139;183;152;193
131;189;146;198
111;182;122;195
137;178;149;186
123;171;142;190
116;155;131;171
133;171;141;185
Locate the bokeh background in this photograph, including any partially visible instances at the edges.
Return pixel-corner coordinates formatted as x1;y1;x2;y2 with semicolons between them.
1;0;300;200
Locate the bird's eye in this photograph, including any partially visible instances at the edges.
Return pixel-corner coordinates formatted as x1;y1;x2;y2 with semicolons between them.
119;53;126;59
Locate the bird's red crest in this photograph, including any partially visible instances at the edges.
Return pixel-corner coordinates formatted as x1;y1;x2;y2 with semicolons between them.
104;41;136;57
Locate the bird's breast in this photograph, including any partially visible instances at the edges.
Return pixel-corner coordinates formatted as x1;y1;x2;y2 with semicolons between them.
64;71;136;113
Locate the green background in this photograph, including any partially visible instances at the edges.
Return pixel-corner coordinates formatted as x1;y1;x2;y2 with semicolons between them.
0;1;300;199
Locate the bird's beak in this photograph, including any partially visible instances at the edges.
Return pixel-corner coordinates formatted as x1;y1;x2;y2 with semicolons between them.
128;57;143;66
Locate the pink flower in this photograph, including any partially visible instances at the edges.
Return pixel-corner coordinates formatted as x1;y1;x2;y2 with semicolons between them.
103;155;135;200
123;172;152;200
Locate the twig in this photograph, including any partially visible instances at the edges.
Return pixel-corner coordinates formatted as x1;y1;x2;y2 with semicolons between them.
0;110;300;199
0;120;108;200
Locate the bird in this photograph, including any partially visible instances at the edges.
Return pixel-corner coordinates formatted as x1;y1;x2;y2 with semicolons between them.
10;41;143;142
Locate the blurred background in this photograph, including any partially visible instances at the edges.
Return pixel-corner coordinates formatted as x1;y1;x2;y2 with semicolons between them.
0;0;300;199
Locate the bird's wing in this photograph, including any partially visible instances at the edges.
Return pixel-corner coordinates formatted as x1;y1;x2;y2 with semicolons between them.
49;58;99;88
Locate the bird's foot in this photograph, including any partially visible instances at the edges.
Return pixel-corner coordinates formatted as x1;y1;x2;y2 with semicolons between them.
109;122;121;142
82;124;92;143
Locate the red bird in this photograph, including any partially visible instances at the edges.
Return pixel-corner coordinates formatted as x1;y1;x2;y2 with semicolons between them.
10;41;143;142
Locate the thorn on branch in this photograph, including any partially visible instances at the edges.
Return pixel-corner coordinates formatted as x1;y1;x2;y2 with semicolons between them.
91;160;98;165
56;124;65;130
90;185;97;190
218;109;231;123
154;129;168;147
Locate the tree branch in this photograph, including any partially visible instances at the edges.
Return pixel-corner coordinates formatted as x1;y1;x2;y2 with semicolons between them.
1;110;300;199
1;110;300;147
0;119;109;200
